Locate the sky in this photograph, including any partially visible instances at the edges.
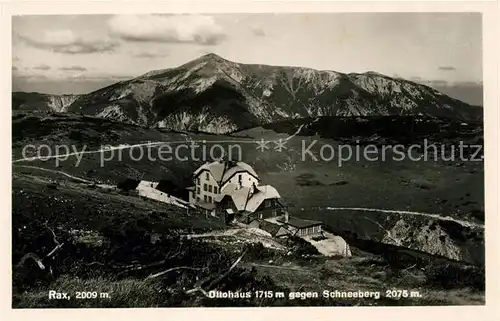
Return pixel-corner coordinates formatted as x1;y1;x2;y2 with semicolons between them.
12;13;482;96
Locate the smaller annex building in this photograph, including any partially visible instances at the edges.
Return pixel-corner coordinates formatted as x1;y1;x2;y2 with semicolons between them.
276;216;323;237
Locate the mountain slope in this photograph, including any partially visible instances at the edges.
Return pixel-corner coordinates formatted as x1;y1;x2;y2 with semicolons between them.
12;53;483;133
12;92;79;113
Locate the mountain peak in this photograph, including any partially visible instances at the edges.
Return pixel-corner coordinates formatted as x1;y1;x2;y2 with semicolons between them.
198;52;228;62
364;71;390;77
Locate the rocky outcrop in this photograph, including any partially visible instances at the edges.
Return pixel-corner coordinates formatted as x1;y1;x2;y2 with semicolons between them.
319;208;484;265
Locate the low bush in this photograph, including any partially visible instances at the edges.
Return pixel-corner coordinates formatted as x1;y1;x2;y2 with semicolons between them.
287;236;320;257
424;261;484;291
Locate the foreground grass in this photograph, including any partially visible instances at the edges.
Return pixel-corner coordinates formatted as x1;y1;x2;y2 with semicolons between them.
13;276;165;308
14;257;485;308
246;255;485;306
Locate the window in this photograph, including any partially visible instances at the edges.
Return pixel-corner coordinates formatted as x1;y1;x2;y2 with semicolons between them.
196;197;200;202
208;185;212;193
197;187;200;194
238;174;242;181
208;196;213;203
206;172;209;180
197;177;200;185
214;186;218;194
204;195;207;202
203;184;207;191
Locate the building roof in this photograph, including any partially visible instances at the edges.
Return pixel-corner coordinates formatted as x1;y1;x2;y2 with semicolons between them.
193;161;259;185
230;186;253;211
279;216;322;229
259;220;283;236
137;180;159;189
244;185;281;213
215;183;281;213
214;183;239;202
194;201;216;210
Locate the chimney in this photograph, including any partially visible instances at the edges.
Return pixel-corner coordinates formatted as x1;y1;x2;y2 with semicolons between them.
284;210;289;223
251;182;257;195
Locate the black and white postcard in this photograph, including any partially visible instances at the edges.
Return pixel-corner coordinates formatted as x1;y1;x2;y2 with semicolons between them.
3;1;499;319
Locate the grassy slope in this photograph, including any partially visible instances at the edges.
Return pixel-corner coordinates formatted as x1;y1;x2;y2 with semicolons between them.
11;112;485;306
12;112;484;220
12;172;484;307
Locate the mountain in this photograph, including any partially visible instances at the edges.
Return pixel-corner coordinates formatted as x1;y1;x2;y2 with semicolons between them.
12;92;79;113
12;53;483;133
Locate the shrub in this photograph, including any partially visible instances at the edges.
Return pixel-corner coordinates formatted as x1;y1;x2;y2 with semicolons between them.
287;236;320;257
424;261;484;291
244;242;279;261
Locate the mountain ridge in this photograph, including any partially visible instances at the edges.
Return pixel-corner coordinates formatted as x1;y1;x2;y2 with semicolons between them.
12;53;483;134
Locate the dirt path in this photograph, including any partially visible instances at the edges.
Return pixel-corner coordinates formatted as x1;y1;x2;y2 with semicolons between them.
13;164;93;184
12;139;257;163
184;228;242;239
12;141;169;163
325;207;483;229
286;124;305;141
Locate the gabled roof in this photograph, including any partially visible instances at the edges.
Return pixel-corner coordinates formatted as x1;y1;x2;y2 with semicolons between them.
214;183;239;202
194;161;226;182
193;161;259;185
279;216;322;229
194;200;217;210
230;186;253;211
244;185;281;213
215;183;281;213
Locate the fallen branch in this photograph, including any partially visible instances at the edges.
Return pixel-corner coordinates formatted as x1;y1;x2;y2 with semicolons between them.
249;263;308;271
186;249;247;297
116;261;166;277
46;225;61;246
44;225;65;259
116;249;184;277
146;267;204;280
16;226;64;271
44;242;64;259
16;253;45;270
402;263;417;271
